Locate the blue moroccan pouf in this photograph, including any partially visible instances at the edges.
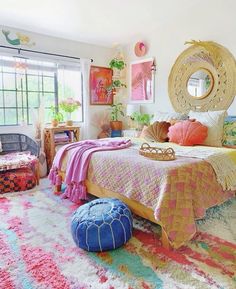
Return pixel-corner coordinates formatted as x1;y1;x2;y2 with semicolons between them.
71;198;133;252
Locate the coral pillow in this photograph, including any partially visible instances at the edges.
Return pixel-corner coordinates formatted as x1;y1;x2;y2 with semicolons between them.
168;120;208;146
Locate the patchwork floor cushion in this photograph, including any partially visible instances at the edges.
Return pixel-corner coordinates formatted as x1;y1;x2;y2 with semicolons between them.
0;167;36;194
71;198;133;252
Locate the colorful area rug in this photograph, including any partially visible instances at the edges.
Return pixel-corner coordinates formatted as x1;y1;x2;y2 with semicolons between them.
0;185;235;289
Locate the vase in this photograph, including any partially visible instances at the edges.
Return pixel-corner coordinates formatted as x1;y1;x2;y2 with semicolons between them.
66;112;73;126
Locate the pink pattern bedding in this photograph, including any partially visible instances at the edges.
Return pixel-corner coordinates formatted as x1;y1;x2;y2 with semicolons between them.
85;147;235;248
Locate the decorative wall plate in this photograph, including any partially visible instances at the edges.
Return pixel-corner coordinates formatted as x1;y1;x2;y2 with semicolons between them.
134;42;146;57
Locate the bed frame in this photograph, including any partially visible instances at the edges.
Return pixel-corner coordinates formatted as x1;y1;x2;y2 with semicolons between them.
55;171;171;250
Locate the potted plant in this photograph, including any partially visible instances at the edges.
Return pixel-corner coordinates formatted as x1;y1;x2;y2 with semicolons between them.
50;106;64;127
110;103;124;130
109;58;126;92
131;112;154;130
59;97;81;126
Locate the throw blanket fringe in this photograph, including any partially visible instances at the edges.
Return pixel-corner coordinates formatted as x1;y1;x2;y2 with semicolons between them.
49;139;131;202
206;153;236;191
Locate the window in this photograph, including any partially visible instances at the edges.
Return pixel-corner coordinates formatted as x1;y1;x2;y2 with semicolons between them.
0;55;83;126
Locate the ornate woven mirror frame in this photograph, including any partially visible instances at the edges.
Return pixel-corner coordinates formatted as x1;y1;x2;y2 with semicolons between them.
168;41;236;112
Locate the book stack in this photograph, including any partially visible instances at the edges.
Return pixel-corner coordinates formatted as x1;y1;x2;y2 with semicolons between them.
54;132;70;144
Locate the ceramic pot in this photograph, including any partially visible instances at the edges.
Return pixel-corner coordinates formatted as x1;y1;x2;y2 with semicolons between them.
110;121;122;130
51;119;58;127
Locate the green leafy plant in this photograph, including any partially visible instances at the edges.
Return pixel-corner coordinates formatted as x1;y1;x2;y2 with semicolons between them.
110;103;125;121
59;97;81;113
112;80;127;88
131;112;154;126
50;106;64;122
107;80;127;92
109;58;125;70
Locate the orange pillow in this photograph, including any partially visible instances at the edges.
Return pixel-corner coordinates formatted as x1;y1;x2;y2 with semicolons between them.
168;120;208;146
140;121;171;142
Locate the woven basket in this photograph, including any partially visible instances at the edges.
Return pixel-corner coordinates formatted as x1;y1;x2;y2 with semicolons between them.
139;143;175;161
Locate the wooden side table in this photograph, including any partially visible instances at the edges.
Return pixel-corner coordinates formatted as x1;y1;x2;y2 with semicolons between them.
44;126;80;171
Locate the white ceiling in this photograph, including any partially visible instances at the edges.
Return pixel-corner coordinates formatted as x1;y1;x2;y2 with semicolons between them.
0;0;235;48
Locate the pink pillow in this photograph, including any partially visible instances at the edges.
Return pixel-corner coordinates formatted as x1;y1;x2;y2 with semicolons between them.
168;120;208;146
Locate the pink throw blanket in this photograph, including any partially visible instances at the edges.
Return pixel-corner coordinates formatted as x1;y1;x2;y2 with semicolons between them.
49;139;131;202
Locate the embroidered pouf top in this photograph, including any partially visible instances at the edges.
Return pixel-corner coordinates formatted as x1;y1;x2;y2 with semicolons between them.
71;198;133;252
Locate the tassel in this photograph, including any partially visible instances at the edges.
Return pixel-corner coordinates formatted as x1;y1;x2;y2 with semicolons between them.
79;185;88;200
65;183;73;197
48;167;56;180
55;175;62;186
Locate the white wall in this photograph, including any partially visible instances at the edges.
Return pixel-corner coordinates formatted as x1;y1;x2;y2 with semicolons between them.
0;26;113;139
123;1;236;116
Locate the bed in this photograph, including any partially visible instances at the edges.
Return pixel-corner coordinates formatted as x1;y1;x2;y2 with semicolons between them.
53;137;236;249
51;41;236;249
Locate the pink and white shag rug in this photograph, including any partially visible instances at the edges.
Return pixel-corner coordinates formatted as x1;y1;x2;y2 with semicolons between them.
0;181;235;289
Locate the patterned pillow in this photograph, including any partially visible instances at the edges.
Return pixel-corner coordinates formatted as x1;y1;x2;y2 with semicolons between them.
223;116;236;147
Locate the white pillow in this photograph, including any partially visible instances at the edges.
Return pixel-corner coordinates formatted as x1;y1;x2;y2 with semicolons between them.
188;110;226;147
0;141;2;153
153;111;188;122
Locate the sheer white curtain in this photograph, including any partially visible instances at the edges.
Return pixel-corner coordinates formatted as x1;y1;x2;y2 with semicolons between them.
80;59;91;140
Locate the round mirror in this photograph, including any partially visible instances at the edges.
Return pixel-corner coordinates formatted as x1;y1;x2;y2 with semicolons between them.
187;69;213;99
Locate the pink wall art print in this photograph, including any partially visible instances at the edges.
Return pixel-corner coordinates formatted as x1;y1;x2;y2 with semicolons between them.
130;58;155;103
90;66;113;105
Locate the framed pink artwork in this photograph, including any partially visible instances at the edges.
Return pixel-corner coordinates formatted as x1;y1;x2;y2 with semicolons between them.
130;58;155;103
90;66;113;105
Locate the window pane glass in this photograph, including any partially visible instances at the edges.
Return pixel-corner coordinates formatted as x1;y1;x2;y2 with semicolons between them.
28;92;39;108
5;108;17;125
71;106;83;122
42;71;54;77
2;65;15;73
44;108;51;124
16;74;26;91
43;92;55;107
4;91;17;107
58;69;82;122
17;108;27;125
43;76;55;92
0;72;3;88
3;73;15;90
0;56;83;125
0;109;4;125
0;90;3;107
27;75;39;91
17;91;28;108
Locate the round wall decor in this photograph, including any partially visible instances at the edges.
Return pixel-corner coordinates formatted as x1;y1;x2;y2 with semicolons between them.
134;42;147;57
168;41;236;112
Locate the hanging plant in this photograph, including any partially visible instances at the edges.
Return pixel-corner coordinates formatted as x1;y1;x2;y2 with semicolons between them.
109;58;126;70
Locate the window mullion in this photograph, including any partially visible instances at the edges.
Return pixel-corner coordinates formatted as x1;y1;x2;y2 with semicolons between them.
25;72;29;124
